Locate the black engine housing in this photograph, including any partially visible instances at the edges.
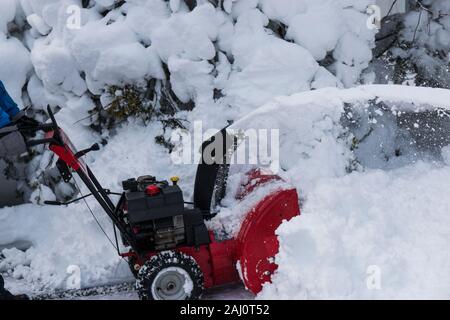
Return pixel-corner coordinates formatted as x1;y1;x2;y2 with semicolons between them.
122;176;210;251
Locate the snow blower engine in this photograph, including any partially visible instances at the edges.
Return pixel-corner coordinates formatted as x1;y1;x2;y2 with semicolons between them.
27;106;300;300
120;175;210;251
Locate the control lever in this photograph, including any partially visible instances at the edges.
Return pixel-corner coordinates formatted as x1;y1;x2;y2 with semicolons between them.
75;143;100;158
44;189;122;206
44;201;63;206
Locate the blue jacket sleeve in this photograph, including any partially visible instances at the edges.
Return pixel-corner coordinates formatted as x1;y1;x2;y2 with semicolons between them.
0;109;11;128
0;80;20;119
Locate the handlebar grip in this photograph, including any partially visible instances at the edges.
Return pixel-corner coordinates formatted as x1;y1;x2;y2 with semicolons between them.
26;138;56;147
44;200;62;206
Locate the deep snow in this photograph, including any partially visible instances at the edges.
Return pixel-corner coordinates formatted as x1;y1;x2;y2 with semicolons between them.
229;85;450;299
1;85;450;299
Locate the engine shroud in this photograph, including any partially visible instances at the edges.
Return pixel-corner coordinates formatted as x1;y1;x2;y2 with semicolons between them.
122;176;210;251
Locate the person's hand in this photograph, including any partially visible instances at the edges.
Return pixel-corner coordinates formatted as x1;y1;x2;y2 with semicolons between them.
14;113;41;138
16;115;40;129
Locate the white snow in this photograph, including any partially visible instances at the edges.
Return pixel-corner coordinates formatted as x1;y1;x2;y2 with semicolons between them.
207;177;292;238
442;146;450;165
70;20;144;93
259;162;450;299
226;40;320;110
0;0;17;34
0;204;132;292
1;0;377;120
31;40;87;97
0;34;32;107
26;13;51;36
227;85;450;299
152;3;224;62
286;1;343;61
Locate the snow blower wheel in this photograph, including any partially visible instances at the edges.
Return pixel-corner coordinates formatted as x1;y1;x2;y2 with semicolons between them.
136;251;204;300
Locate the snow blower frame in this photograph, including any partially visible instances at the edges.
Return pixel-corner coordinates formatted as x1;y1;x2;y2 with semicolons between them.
28;106;300;300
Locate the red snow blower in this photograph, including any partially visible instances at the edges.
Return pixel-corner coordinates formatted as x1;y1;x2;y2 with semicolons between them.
28;106;300;300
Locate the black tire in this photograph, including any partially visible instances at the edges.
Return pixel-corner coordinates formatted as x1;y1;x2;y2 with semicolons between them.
136;251;204;300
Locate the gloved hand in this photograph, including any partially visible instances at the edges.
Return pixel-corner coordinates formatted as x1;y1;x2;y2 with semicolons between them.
12;111;41;138
16;115;40;129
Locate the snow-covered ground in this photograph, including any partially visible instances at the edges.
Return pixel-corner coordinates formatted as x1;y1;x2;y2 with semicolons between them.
1;85;450;299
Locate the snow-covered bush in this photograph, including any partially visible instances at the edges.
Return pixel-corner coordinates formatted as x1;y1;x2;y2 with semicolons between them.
373;0;450;88
4;0;378;123
0;0;378;204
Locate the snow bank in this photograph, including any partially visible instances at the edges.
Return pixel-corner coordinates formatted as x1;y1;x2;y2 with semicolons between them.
380;0;450;88
226;85;450;299
0;34;31;107
260;162;450;299
0;0;17;34
0;204;132;291
3;0;376;117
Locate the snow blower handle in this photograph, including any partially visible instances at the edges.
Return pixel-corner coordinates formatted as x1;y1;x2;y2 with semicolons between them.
46;105;61;140
44;200;63;206
75;143;100;158
26;106;63;147
43;189;120;206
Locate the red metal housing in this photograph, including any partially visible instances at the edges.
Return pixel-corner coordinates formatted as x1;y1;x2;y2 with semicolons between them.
123;169;300;294
46;128;301;295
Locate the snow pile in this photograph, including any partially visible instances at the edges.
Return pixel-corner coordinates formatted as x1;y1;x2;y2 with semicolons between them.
373;0;450;88
401;0;450;53
0;0;17;34
225;85;450;299
2;0;376;118
259;162;450;299
395;0;450;88
0;34;31;107
207;172;293;238
0;204;132;291
1;0;377;206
